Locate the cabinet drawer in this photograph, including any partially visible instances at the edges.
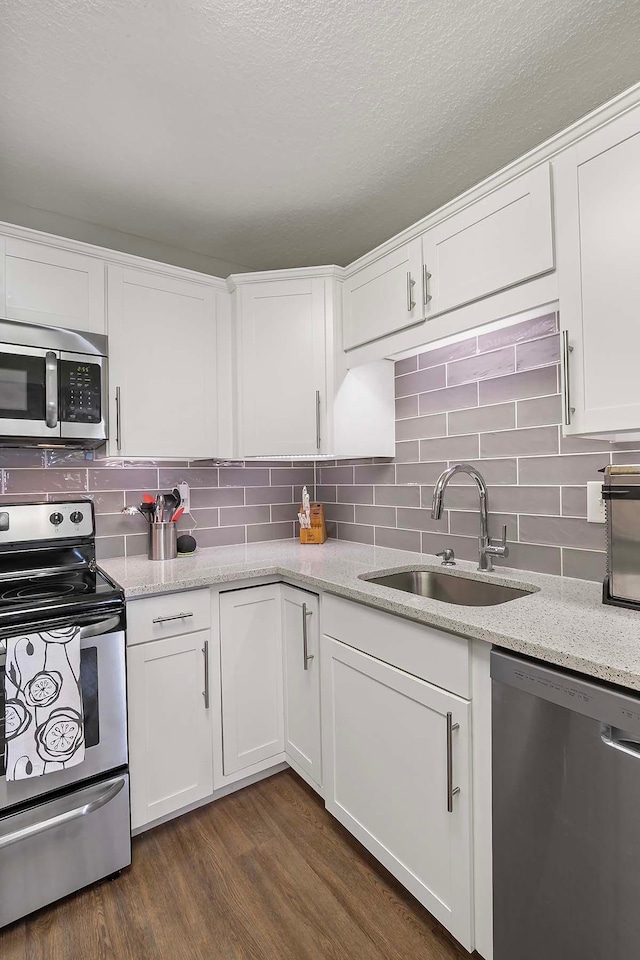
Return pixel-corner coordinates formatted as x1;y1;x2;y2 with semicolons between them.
126;589;211;645
322;594;470;698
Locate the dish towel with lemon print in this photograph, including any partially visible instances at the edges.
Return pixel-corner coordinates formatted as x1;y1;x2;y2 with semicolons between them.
4;626;85;780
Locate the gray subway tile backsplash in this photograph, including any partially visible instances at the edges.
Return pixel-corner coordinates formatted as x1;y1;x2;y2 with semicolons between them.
516;394;562;428
395;364;446;398
446;346;515;386
479;425;559;459
448;402;515;436
479;366;557;404
329;308;614;582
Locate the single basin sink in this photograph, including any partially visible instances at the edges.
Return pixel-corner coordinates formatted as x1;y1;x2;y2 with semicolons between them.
360;568;532;606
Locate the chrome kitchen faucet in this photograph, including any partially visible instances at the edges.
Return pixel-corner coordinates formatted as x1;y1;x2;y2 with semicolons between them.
431;463;509;572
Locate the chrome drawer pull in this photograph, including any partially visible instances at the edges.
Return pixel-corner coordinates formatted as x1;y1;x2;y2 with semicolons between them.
302;602;314;670
152;612;194;624
446;711;460;813
202;640;210;708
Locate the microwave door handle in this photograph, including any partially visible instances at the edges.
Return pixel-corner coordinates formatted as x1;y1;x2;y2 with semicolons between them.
45;351;58;429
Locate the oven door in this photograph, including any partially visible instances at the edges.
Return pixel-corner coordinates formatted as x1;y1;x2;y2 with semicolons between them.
0;343;61;440
0;613;127;811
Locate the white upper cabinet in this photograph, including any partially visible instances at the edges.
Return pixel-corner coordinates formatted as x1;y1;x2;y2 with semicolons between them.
342;239;424;350
342;164;554;353
1;237;105;333
234;276;326;457
232;271;395;459
555;105;640;437
421;164;554;317
107;265;221;458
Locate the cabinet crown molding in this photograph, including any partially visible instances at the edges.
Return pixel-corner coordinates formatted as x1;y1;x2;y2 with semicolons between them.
227;264;345;292
0;219;229;292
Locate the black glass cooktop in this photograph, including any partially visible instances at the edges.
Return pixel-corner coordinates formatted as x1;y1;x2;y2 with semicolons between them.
0;568;116;605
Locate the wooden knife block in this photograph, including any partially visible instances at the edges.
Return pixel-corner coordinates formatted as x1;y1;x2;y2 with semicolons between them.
299;502;327;544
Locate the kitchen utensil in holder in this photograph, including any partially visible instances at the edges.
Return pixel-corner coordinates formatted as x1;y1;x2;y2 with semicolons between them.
299;502;327;544
149;522;177;560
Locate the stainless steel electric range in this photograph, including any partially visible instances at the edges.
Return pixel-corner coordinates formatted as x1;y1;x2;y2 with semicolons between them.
0;499;130;928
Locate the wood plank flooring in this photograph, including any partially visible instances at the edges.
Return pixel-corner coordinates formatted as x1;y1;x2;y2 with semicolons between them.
0;770;474;960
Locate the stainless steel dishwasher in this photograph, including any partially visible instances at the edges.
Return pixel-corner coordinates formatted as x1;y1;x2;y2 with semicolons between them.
492;649;640;960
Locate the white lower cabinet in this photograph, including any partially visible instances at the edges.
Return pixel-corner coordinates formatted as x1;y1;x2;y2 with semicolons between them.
219;585;285;776
323;635;474;952
281;586;322;788
127;628;213;830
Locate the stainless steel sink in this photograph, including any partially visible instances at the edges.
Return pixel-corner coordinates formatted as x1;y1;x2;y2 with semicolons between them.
360;568;533;606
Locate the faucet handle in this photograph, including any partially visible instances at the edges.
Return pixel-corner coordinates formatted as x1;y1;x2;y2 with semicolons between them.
436;548;456;566
487;524;509;559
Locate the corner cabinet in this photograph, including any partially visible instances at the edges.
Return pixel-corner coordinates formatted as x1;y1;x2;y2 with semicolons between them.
281;586;322;788
219;585;285;776
343;164;554;352
230;270;395;458
107;265;231;458
555;104;640;437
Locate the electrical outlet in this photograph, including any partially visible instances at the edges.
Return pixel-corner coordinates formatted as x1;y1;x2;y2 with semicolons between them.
177;481;190;514
587;481;605;523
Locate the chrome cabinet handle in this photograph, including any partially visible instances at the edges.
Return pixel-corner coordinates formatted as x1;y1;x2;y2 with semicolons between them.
115;386;122;452
423;265;432;305
302;602;314;670
202;640;210;708
45;351;58;428
0;775;125;850
561;331;575;426
406;272;416;312
152;612;194;624
446;711;460;813
315;390;321;451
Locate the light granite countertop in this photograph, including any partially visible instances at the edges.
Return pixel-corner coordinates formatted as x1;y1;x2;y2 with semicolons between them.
100;539;640;691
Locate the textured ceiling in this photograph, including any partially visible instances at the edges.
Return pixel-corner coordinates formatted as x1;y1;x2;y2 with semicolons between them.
1;0;640;272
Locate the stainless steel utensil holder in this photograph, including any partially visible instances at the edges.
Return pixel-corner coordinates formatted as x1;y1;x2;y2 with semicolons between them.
148;522;177;561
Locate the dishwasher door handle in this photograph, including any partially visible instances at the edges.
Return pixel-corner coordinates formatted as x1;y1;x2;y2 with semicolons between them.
601;724;640;759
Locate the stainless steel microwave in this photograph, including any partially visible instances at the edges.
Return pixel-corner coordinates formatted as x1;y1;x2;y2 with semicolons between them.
0;318;108;447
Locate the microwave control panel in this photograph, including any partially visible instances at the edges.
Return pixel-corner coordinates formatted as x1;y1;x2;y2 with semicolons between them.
59;361;102;423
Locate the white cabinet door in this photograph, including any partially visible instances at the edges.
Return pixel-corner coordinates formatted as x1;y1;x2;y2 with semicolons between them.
107;265;217;457
219;585;284;776
3;237;105;333
281;586;321;789
342;238;423;350
422;163;554;320
127;629;213;830
555;106;640;436
236;278;326;456
323;636;473;952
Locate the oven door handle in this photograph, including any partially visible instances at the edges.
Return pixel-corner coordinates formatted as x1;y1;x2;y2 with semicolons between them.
0;775;126;851
78;615;121;640
45;351;58;429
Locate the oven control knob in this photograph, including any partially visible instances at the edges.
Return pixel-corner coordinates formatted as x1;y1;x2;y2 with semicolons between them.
49;512;64;526
70;511;84;524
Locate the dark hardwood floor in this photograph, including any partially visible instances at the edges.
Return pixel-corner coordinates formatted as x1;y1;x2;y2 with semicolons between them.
0;770;474;960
